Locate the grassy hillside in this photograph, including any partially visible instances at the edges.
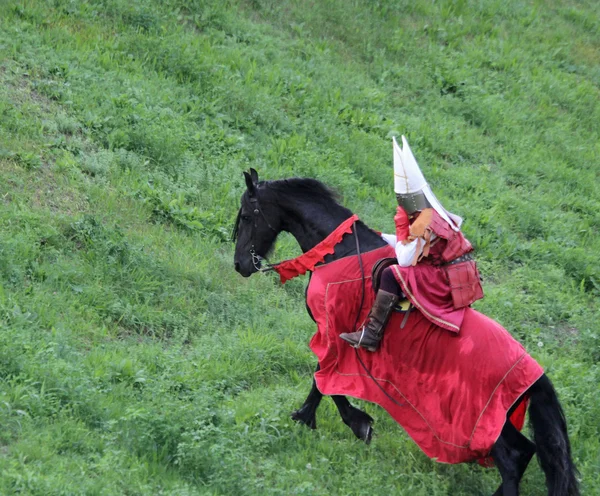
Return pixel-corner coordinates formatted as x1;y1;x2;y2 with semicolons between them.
0;0;598;494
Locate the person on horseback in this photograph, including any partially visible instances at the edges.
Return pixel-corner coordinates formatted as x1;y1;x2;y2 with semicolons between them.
340;136;484;351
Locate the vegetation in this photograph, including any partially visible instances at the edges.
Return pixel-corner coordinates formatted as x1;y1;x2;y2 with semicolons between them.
0;0;598;494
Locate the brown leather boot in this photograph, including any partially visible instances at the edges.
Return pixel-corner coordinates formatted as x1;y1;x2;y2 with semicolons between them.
339;290;399;352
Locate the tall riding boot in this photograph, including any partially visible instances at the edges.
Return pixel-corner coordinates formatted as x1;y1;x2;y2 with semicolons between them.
339;290;399;352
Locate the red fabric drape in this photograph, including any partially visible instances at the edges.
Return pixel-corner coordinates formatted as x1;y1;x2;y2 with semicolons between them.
272;214;358;284
307;245;543;464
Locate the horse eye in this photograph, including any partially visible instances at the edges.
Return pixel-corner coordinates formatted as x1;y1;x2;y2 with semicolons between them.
241;215;251;222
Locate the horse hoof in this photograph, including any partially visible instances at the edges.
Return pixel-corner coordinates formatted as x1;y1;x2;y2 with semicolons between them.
291;408;317;429
345;408;374;443
352;422;373;444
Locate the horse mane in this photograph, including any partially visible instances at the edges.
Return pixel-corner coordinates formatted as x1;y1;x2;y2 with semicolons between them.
263;177;346;211
233;177;352;242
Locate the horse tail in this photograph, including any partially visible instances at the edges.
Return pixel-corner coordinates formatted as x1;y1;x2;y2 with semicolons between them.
528;374;579;496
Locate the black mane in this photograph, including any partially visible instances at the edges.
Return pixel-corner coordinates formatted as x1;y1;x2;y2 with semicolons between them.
233;176;353;242
264;177;344;210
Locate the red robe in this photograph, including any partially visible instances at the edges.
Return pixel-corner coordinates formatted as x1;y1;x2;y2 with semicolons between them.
393;209;484;332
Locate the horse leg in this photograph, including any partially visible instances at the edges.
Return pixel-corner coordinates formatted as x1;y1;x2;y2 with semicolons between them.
298;288;373;443
291;366;322;429
330;395;374;444
491;418;536;496
293;293;322;429
291;364;374;443
528;374;579;496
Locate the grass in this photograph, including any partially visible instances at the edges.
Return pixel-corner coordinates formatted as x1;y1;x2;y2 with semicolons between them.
0;0;598;494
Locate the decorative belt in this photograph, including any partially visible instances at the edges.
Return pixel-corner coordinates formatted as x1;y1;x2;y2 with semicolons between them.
444;252;474;266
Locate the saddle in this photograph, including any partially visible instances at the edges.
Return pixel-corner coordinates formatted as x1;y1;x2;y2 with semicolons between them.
371;257;398;293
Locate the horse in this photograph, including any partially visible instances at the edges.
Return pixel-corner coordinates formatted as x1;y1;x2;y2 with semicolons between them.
232;168;579;496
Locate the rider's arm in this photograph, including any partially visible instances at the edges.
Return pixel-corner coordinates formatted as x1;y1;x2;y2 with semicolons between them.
395;233;437;267
395;238;419;266
380;233;397;247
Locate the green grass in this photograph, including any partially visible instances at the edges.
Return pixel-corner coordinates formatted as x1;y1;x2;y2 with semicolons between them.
0;0;598;494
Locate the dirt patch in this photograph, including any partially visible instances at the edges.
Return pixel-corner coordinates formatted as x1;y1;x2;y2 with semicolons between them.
0;159;88;216
30;169;89;216
549;323;580;346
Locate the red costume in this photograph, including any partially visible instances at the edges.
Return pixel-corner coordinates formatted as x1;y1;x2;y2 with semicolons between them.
392;207;484;332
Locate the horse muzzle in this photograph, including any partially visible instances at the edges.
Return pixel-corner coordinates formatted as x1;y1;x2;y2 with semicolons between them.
234;258;256;277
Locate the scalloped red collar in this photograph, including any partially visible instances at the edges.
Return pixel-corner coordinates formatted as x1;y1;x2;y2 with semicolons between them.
272;214;359;284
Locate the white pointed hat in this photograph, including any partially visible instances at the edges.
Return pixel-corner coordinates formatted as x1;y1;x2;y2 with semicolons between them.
393;136;462;231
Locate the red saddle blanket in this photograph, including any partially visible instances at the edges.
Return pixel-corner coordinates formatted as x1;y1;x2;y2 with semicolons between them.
307;245;543;464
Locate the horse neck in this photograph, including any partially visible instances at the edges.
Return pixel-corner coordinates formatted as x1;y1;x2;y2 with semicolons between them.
279;198;386;261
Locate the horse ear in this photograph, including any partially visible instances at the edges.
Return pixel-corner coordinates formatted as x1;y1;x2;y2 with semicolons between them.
249;168;259;184
244;171;255;196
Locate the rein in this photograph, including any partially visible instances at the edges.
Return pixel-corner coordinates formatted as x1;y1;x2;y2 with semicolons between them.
352;223;406;409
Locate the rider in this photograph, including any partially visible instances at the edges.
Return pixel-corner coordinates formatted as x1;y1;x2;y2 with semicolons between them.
340;136;484;351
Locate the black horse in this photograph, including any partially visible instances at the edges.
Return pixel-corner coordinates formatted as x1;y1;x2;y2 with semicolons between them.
233;169;579;496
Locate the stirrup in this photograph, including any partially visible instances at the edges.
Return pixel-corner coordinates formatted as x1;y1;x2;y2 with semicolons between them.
352;329;367;349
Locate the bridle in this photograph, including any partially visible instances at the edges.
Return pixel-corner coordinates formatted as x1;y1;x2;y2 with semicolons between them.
245;191;279;273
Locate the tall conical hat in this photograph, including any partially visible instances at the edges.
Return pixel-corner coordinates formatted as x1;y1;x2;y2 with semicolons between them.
393;136;462;231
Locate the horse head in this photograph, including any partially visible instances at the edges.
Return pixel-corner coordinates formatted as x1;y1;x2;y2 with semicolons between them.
233;168;281;277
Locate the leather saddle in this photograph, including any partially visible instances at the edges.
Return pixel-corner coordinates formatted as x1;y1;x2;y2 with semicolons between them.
371;257;398;294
